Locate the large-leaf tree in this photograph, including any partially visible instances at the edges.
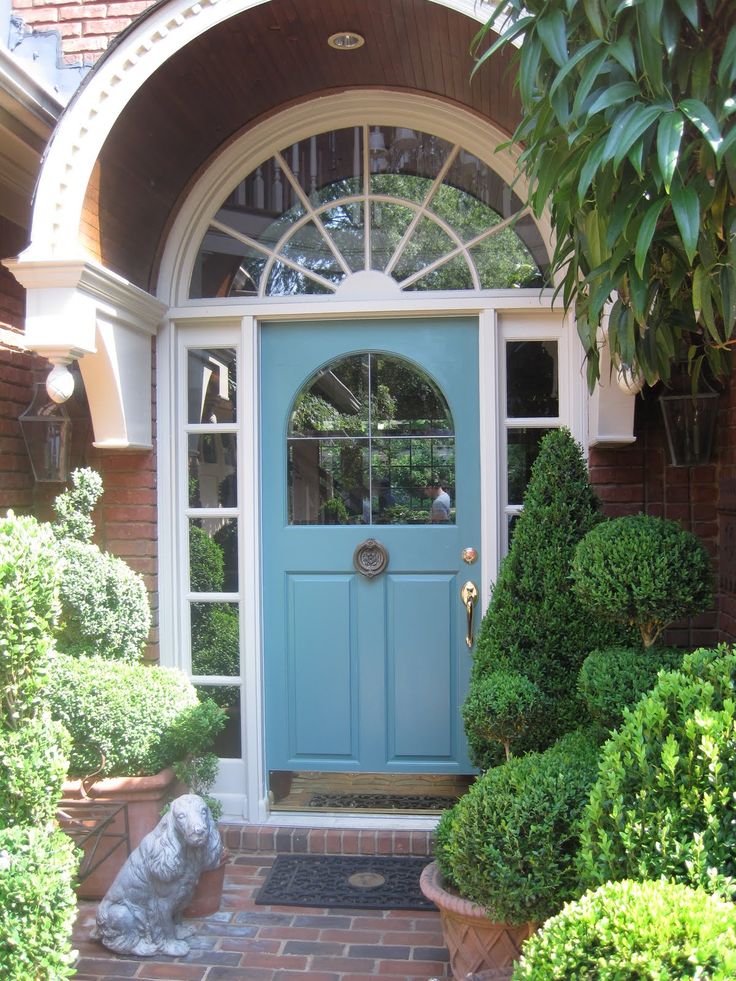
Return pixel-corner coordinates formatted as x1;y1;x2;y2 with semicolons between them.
476;0;736;388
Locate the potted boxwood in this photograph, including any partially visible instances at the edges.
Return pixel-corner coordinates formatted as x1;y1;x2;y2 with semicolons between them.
48;653;226;899
422;729;600;979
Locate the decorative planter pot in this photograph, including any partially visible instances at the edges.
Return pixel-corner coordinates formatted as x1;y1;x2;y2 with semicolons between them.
183;850;229;917
420;861;536;980
60;767;179;900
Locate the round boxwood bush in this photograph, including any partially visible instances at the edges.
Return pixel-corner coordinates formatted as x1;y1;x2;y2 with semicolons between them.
578;644;736;898
0;714;70;829
46;653;201;777
462;669;542;761
512;879;736;980
435;729;600;924
572;514;713;648
577;644;684;731
56;539;151;663
0;826;78;980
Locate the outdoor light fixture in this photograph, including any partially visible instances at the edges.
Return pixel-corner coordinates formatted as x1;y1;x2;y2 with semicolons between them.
327;31;365;50
19;383;73;482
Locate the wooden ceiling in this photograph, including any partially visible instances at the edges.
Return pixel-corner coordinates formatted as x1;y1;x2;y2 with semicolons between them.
83;0;520;291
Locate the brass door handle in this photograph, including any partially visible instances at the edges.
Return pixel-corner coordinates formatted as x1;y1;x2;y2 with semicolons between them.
460;581;478;649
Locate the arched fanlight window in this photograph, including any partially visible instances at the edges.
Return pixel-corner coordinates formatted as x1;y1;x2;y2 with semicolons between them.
287;352;456;526
190;126;548;298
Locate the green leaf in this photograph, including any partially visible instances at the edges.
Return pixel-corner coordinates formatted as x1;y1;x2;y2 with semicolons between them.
571;51;611;118
587;82;640;118
657;112;685;192
691;49;713;103
642;0;664;44
716;126;736;167
635;198;666;276
608;37;637;78
519;34;543;105
582;0;606;37
537;11;568;68
636;4;664;94
670;182;700;264
692;263;707;319
674;0;699;30
611;104;666;171
680;99;723;152
578;136;608;203
549;40;604;98
472;15;535;74
717;25;736;87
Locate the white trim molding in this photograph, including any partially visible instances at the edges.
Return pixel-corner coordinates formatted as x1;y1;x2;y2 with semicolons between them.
6;257;166;448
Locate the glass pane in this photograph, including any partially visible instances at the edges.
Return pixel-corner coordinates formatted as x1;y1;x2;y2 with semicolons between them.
290;354;369;436
288;437;370;525
371;202;415;272
191;602;240;677
368;127;452;183
281;128;363;205
507;428;554;504
506;341;559;417
404;254;473;291
279;221;345;286
321;202;364;272
471;229;543;288
508;512;520;548
188;434;237;508
371;354;453;435
189;518;238;593
189;228;269;298
371;437;455;524
266;263;333;296
392;217;455;283
195;685;241;759
430;182;503;243
443;150;523;220
510;213;550;281
371;172;433;204
187;349;237;424
214;158;305;245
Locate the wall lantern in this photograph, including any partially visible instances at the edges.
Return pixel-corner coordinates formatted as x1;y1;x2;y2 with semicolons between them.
659;389;719;467
19;383;73;482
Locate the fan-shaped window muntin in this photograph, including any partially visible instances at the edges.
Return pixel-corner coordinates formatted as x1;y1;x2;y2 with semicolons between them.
287;352;456;526
190;125;548;299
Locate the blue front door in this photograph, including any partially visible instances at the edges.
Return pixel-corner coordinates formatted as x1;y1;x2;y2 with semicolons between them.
261;318;480;773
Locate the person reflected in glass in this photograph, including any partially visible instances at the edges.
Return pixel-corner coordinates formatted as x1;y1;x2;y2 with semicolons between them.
425;478;451;522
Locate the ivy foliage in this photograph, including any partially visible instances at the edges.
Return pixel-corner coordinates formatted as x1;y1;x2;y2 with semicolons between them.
475;0;736;388
513;879;736;980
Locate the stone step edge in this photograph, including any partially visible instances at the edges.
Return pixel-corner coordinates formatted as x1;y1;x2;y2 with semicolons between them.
220;823;436;858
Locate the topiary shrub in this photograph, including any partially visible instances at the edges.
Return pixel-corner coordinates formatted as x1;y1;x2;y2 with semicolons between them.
577;644;684;732
466;428;627;766
0;826;78;981
578;644;736;899
572;514;713;648
0;512;61;724
191;603;239;678
46;653;206;778
512;879;736;981
461;669;542;761
0;715;70;829
52;468;151;662
189;524;225;592
435;729;600;925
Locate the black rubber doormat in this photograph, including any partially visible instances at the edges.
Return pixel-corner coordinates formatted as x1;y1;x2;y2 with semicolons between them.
254;855;435;910
308;792;458;811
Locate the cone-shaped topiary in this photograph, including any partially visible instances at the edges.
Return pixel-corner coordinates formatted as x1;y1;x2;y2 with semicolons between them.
466;428;626;767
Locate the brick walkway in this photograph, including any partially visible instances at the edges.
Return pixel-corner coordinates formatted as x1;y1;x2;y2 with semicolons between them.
72;827;453;981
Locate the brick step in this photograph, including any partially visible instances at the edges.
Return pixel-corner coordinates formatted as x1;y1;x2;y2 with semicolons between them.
221;824;435;858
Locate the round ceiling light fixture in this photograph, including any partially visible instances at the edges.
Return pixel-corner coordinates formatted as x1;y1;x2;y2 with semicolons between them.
327;31;365;50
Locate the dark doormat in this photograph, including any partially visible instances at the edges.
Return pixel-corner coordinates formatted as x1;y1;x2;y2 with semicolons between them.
254;855;435;911
308;792;458;811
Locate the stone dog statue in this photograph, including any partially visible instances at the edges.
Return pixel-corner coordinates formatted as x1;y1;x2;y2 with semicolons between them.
94;793;223;957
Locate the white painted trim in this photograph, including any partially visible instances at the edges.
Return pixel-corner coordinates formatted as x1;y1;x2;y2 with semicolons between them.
22;0;491;262
478;308;499;617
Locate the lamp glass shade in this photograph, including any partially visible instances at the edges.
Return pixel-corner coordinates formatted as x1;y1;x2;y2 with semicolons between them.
659;392;718;467
19;383;73;482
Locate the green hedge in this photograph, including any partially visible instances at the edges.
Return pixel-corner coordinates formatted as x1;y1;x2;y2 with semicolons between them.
435;730;600;924
513;880;736;980
0;827;78;981
579;644;736;898
0;715;70;829
46;653;201;777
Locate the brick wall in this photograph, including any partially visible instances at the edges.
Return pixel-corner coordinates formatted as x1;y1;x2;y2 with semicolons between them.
13;0;157;65
589;355;736;649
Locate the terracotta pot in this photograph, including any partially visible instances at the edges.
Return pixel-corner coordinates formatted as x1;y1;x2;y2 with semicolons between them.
60;767;178;900
183;850;229;917
419;861;536;980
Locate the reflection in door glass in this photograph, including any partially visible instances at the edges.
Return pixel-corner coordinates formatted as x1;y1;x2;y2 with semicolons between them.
287;353;455;525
